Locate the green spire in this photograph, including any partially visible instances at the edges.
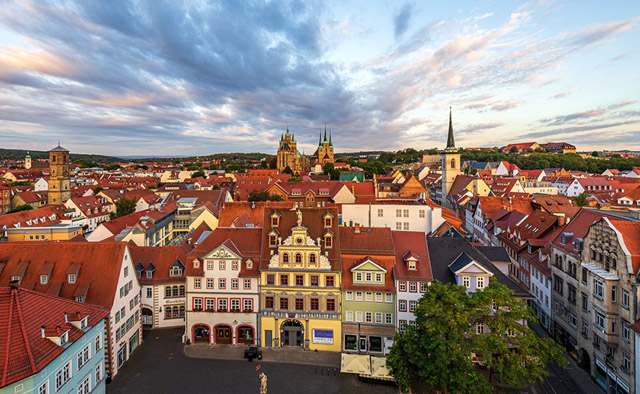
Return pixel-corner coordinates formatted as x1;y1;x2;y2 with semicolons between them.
446;107;456;150
286;126;290;136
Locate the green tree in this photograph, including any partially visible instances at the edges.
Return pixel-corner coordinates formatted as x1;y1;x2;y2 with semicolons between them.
268;158;277;169
93;186;103;195
7;204;33;214
509;146;520;154
212;184;221;190
591;151;599;157
572;193;590;207
108;164;120;171
191;170;205;178
287;177;303;182
112;196;136;218
387;280;565;393
282;166;293;175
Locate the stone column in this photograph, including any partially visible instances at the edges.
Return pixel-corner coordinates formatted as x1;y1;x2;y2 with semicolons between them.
274;318;279;347
304;319;310;350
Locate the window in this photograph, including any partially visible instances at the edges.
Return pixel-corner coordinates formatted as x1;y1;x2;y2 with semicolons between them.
310;275;319;286
207;278;214;289
77;375;90;394
295;298;304;311
271;216;279;226
324;235;333;248
40;275;48;285
365;292;373;302
385;313;393;324
385;293;393;303
375;273;382;282
95;334;102;352
377;209;383;217
396;222;402;230
95;363;102;383
194;278;201;289
408;261;416;270
365;312;372;323
325;276;334;287
326;299;335;311
265;296;274;309
396;209;402;218
476;324;485;334
375;312;382;323
194;298;203;310
231;279;239;290
146;288;152;298
356;311;363;322
403;209;409;217
231;299;240;310
77;344;90;370
569;313;577;327
420;282;428;292
280;275;288;286
280;298;289;310
355;291;363;301
324;217;332;227
623;353;631;372
219;261;226;270
623;322;630;341
398;320;407;330
55;362;71;391
282;253;289;264
218;299;227;310
594;280;604;299
623;290;630;308
346;291;353;301
37;382;49;394
179;285;185;296
612;286;617;303
595;313;605;330
206;299;215;310
244;279;251;290
269;235;277;246
409;301;417;312
419;209;425;218
355;272;362;282
346;310;353;322
462;276;470;288
295;253;302;264
309;254;316;264
403;222;409;230
243;299;253;311
68;274;76;284
477;277;485;289
375;292;382;302
207;261;213;270
582;294;588;311
232;261;238;270
266;274;275;285
409;282;417;292
399;300;407;312
399;282;406;292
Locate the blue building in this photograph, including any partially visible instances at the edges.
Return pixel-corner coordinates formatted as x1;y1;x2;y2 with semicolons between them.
0;286;109;394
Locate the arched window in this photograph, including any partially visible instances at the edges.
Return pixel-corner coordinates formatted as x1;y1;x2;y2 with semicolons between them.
451;158;456;169
165;308;171;319
179;306;185;317
172;286;178;297
282;253;289;263
179;285;185;296
173;306;179;317
295;253;302;264
309;254;316;264
165;287;171;297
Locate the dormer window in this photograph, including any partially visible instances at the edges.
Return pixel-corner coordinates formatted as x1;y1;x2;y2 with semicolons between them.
324;217;332;227
324;232;333;248
80;316;88;330
11;275;20;283
67;274;76;284
269;234;277;246
271;213;280;227
170;267;183;277
408;261;416;270
246;260;253;269
40;275;49;285
146;271;153;279
193;259;200;269
60;331;68;346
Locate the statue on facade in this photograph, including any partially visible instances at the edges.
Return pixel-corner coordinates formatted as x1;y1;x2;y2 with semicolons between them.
296;209;302;226
259;373;267;394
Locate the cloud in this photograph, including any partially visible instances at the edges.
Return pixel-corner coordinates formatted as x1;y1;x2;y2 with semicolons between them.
540;109;608;125
519;119;640;139
456;122;505;134
571;17;640;48
394;3;413;40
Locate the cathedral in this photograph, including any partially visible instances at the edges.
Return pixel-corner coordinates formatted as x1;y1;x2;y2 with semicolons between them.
276;126;335;175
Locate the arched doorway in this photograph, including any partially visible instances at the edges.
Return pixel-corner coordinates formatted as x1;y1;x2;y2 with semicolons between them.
281;320;304;347
141;307;153;327
215;325;232;344
192;324;210;343
578;348;591;371
237;326;255;345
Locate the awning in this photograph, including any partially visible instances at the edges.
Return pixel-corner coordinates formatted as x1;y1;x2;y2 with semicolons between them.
340;354;371;375
370;356;393;380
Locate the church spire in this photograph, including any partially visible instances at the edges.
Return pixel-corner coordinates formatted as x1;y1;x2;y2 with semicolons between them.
286;126;290;136
323;125;327;144
446;107;456;150
318;129;322;147
329;130;333;147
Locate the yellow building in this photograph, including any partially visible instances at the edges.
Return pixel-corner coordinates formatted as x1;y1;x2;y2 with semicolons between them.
6;226;82;241
48;143;71;205
259;207;342;352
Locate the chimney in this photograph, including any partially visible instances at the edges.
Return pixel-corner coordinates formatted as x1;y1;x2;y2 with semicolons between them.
64;312;68;323
557;215;566;226
41;326;45;338
354;223;361;234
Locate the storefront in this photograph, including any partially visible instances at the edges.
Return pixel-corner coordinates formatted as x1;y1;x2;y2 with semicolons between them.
595;358;630;394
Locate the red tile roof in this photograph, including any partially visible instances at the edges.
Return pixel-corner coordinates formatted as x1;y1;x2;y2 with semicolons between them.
339;226;394;255
609;219;640;273
0;286;108;387
129;245;187;284
0;242;128;309
218;201;294;227
392;231;432;281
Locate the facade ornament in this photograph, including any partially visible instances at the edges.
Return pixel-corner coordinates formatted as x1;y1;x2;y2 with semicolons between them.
283;236;292;246
269;254;280;268
296;209;303;226
306;236;316;246
319;255;331;269
278;236;282;245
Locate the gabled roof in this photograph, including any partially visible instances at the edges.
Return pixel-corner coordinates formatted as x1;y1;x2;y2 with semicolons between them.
218;201;294;227
448;252;493;275
0;286;108;387
392;231;432;281
339;226;394;255
0;242;128;308
129;245;187;284
426;237;529;297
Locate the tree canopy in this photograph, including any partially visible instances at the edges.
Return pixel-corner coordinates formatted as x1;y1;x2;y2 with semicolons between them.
7;204;33;214
387;280;565;393
247;190;283;202
110;196;136;219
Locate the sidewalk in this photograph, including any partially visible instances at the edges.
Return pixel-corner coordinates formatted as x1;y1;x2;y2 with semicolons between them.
184;343;341;368
529;322;604;394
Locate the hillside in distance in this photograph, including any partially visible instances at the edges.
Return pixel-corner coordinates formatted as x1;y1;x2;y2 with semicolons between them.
0;148;121;163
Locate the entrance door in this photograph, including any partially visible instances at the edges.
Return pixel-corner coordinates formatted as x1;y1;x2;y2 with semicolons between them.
281;320;303;347
265;330;272;347
216;326;232;344
193;325;210;343
117;345;127;368
238;327;254;345
142;308;153;326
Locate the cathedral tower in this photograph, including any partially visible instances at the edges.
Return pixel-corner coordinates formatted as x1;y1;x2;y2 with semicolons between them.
48;143;71;205
24;151;31;170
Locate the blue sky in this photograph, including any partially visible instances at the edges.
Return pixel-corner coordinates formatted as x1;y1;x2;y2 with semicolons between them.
0;0;638;156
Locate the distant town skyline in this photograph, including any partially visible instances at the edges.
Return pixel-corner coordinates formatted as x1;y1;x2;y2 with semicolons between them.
0;1;638;156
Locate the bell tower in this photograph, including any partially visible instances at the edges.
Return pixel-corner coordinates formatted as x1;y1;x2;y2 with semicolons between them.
48;143;71;205
441;108;460;207
24;151;31;170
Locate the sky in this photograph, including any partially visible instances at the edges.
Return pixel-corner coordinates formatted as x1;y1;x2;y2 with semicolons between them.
0;0;638;157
